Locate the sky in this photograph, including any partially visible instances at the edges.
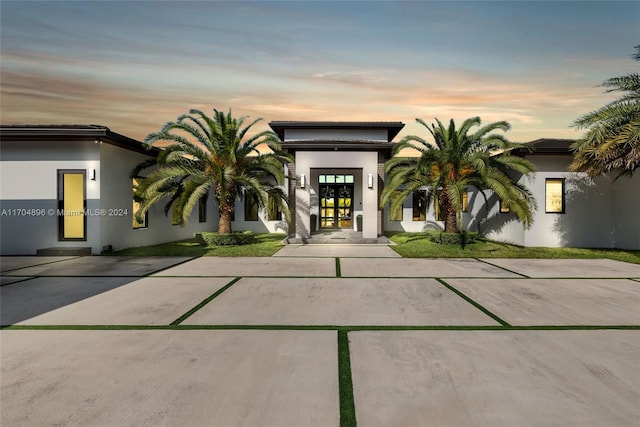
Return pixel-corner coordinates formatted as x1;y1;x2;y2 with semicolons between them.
1;1;638;143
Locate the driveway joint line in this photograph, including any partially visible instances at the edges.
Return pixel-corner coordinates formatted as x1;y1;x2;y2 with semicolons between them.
335;257;342;278
0;277;37;287
473;258;530;278
436;277;512;327
4;324;638;331
169;276;242;325
0;255;84;273
143;256;199;276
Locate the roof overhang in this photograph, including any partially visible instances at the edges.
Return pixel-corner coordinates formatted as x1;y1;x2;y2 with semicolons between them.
514;138;575;155
0;125;160;156
269;121;405;142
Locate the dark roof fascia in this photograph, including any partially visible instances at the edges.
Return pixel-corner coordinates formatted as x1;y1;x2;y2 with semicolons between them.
282;140;395;154
269;121;405;142
514;138;575;156
0;125;160;156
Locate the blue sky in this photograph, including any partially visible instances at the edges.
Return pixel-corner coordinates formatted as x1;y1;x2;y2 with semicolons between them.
1;1;638;142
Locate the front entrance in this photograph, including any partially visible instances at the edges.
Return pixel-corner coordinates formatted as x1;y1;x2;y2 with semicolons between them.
319;174;354;229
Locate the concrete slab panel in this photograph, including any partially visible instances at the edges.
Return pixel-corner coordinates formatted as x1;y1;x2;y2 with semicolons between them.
350;330;640;427
274;244;401;258
4;256;193;277
340;258;520;278
1;276;139;325
1;330;338;427
154;256;336;277
481;258;640;278
446;278;640;326
0;256;78;272
183;278;498;326
17;277;234;325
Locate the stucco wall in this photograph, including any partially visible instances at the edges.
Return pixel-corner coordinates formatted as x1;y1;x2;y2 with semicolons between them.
99;143;216;251
0;140;102;254
611;173;640;250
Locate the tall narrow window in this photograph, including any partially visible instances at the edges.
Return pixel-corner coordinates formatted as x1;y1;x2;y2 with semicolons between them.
268;196;282;221
244;193;259;221
198;195;207;223
132;178;148;229
58;170;86;240
462;191;469;212
412;191;426;221
546;178;565;213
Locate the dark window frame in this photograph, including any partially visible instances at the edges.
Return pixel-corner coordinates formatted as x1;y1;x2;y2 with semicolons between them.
545;178;566;214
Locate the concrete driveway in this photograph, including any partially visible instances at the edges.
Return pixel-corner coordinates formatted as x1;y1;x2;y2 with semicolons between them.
1;252;639;426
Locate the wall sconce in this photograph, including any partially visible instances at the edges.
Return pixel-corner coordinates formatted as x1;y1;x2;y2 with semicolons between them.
300;174;306;188
90;168;96;181
367;173;374;189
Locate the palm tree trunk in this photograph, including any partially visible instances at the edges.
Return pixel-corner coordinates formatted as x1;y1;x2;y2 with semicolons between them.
441;194;458;233
218;207;233;234
217;187;236;235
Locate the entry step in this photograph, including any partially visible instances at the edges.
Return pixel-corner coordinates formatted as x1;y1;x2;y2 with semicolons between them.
36;247;92;256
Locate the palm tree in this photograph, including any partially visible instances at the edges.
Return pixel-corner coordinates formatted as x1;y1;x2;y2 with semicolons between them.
381;117;537;233
132;108;293;234
570;45;640;178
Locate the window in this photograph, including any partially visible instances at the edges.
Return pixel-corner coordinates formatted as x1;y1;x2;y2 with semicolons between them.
499;200;510;213
462;191;469;213
198;195;207;223
58;170;86;240
546;178;565;213
132;178;148;229
412;191;426;221
268;196;282;221
244;193;259;221
389;191;403;221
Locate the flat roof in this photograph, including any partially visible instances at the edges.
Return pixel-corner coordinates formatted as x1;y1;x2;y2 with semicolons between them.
269;121;405;141
0;124;159;156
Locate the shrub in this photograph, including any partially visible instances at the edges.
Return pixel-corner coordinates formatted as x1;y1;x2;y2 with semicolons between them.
196;231;256;246
428;231;478;245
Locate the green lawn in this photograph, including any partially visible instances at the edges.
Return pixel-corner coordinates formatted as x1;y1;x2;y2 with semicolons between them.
110;233;286;257
388;232;640;264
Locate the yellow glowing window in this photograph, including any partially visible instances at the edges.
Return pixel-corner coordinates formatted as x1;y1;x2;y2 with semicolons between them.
546;178;565;213
462;192;469;212
499;200;510;213
58;170;86;240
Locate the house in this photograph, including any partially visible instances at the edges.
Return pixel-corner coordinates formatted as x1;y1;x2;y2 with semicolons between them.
0;125;216;255
1;122;638;254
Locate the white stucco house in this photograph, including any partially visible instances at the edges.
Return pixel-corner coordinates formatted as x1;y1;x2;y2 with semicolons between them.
0;125;216;255
1;121;638;254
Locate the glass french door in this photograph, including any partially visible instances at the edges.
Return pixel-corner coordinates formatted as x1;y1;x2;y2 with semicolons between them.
320;184;353;229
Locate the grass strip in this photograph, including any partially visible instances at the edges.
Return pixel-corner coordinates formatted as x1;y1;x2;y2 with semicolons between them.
338;330;357;427
436;278;512;327
2;324;638;331
170;277;241;325
336;258;342;278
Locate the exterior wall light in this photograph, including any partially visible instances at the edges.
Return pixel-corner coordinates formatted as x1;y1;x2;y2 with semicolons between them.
300;174;306;188
90;168;96;181
367;173;374;189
